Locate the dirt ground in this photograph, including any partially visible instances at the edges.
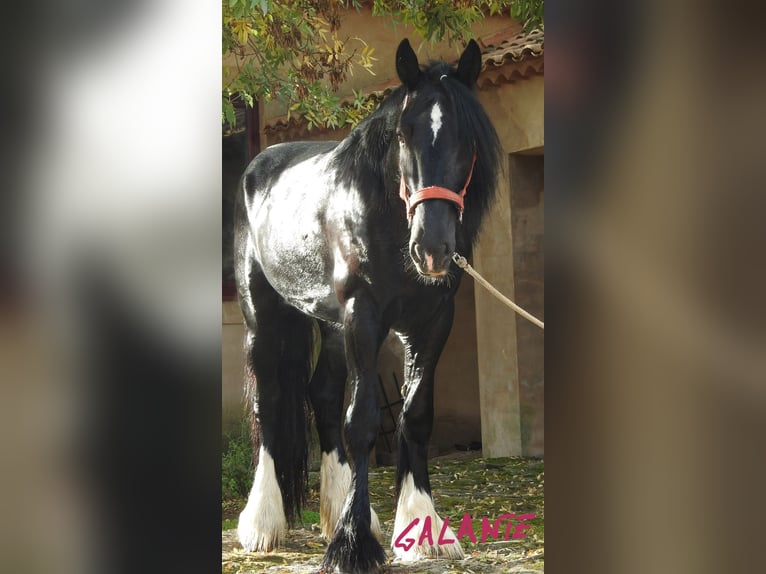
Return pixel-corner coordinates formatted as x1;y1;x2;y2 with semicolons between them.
222;452;544;573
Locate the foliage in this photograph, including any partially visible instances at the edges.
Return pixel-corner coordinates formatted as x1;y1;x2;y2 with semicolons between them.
371;1;543;45
222;517;238;530
301;509;320;524
222;420;254;501
222;0;543;133
223;0;377;128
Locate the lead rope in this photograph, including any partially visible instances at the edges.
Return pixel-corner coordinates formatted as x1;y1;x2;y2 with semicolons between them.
452;253;545;330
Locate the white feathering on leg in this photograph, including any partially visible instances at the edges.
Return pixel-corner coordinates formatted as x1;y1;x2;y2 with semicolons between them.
369;503;383;542
319;450;351;540
238;447;288;552
320;450;383;542
392;473;464;561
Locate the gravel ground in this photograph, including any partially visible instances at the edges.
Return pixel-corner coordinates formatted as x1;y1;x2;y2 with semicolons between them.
222;452;544;573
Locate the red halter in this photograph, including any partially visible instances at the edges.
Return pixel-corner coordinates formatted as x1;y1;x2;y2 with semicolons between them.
399;150;477;222
398;92;477;222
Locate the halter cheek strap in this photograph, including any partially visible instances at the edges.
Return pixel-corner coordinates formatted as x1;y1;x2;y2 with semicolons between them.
399;150;477;222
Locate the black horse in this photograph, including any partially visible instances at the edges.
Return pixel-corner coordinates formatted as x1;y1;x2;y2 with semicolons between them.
234;38;501;572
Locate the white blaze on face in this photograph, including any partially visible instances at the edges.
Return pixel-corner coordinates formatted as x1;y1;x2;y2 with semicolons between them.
430;102;443;146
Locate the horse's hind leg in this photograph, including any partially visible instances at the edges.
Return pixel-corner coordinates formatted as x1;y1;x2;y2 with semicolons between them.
309;323;382;542
237;271;316;552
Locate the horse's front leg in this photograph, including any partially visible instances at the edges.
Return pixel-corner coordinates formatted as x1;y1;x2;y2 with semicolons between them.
321;292;387;573
392;300;464;561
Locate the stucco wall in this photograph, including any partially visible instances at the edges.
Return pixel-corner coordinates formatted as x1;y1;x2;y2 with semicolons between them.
433;278;482;451
510;154;544;456
472;76;544;457
479;75;543;154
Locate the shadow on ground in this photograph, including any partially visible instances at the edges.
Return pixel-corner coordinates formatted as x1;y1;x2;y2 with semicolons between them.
222;452;544;573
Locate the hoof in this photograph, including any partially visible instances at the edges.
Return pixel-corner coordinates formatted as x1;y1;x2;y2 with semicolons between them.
321;517;386;573
322;504;383;544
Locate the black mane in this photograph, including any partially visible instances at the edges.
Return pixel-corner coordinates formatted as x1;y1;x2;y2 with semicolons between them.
331;88;404;206
332;59;502;246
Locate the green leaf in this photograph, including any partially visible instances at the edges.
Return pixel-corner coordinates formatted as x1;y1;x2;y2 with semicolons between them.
223;99;236;127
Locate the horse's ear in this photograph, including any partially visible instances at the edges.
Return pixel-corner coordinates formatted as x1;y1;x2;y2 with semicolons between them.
396;38;420;90
456;39;482;88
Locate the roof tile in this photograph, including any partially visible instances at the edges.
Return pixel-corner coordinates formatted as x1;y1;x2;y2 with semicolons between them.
481;28;544;69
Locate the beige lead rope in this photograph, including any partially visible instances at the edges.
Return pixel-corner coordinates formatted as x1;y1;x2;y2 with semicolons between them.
452;253;545;330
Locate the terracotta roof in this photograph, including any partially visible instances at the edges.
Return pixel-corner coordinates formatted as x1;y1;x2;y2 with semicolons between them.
481;27;544;68
263;28;543;137
477;27;544;90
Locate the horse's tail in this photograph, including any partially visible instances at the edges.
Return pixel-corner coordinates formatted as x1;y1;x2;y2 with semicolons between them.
244;313;319;526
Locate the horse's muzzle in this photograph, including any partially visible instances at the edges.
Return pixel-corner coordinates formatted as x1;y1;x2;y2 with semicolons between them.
410;242;451;276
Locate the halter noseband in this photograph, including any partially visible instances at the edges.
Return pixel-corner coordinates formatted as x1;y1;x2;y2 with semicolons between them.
398;92;477;222
398;150;477;223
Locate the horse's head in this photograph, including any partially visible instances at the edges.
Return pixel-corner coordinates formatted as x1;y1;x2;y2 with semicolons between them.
395;38;483;279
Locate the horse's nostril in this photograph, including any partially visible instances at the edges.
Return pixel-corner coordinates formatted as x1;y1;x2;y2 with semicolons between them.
411;243;423;263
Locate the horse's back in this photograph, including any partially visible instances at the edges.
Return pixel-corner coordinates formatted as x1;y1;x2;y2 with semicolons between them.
242;141;339;200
